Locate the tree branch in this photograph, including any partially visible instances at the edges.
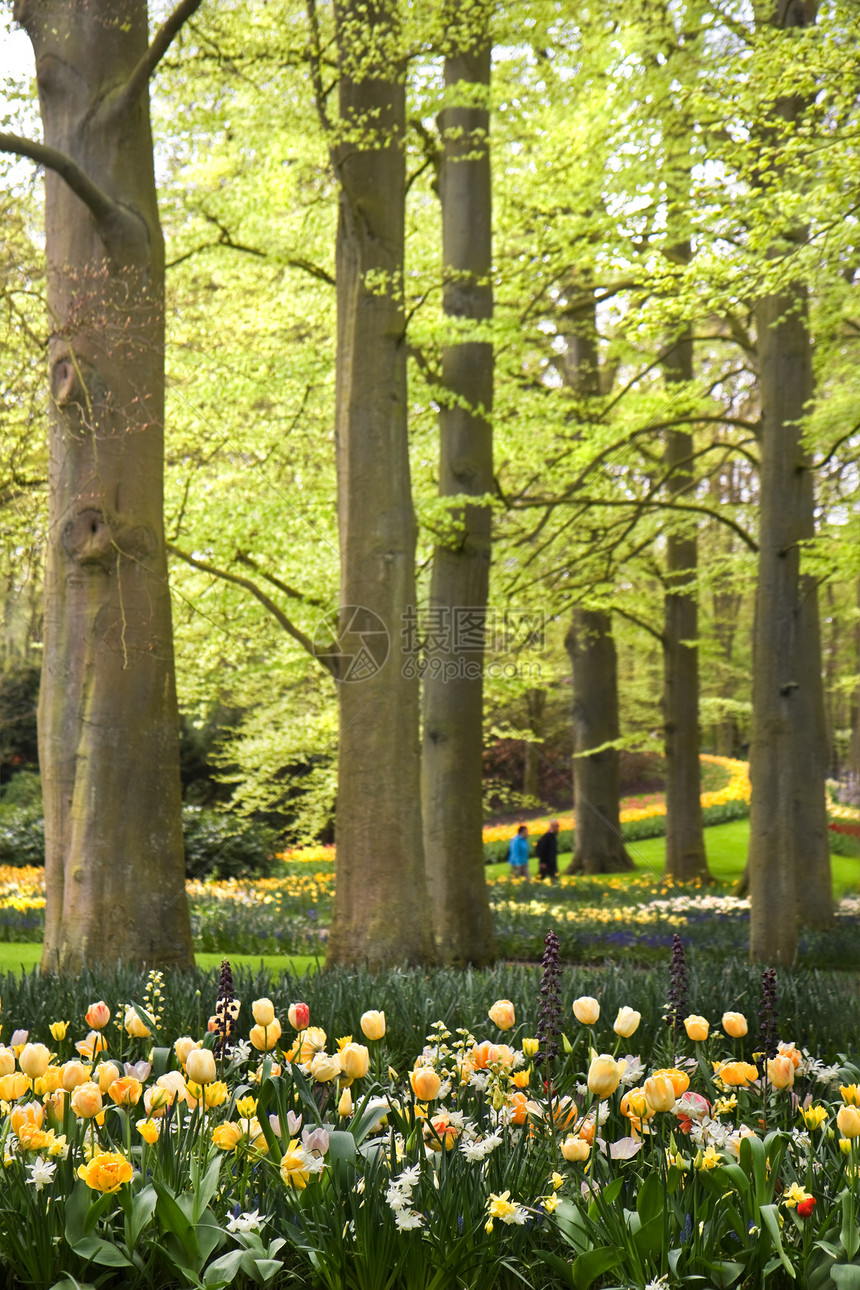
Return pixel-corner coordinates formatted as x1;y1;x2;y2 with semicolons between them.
0;133;124;230
167;543;336;676
117;0;207;114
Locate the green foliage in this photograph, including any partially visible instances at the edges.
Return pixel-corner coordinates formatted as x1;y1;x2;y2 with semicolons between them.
182;806;281;881
0;802;44;868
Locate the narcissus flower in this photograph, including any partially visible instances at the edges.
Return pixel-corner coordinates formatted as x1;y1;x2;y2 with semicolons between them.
613;1007;641;1038
573;996;600;1025
360;1010;386;1041
488;999;516;1031
721;1012;748;1038
782;1182;814;1210
587;1054;622;1098
683;1015;709;1042
78;1151;133;1193
411;1067;442;1101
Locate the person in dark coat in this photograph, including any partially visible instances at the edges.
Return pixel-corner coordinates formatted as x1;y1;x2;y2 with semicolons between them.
536;819;560;880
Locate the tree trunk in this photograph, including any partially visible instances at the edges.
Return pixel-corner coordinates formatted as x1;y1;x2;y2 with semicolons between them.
566;609;635;874
522;688;546;802
12;0;194;972
661;330;708;880
748;0;832;962
326;0;436;969
421;9;495;967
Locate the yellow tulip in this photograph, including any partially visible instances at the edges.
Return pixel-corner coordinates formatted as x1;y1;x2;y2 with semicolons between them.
561;1136;590;1162
488;1000;516;1031
587;1054;621;1098
78;1151;133;1193
683;1015;709;1042
721;1012;748;1039
251;998;276;1027
613;1007;641;1038
644;1074;676;1114
360;1010;386;1041
573;996;600;1025
837;1105;860;1139
411;1067;442;1101
19;1043;50;1080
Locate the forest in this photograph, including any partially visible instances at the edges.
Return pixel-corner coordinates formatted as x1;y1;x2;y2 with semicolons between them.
0;0;858;973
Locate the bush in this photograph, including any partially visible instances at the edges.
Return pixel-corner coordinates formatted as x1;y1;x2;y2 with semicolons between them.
182;805;280;880
0;770;42;809
0;804;45;868
0;799;280;880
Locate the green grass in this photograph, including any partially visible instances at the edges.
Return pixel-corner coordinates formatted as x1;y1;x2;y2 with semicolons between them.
0;944;321;979
486;818;860;896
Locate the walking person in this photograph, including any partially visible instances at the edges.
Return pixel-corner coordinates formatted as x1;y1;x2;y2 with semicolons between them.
508;824;530;881
536;819;560;881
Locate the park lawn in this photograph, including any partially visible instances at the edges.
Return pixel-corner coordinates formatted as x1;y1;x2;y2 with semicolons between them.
0;945;321;978
486;818;860;897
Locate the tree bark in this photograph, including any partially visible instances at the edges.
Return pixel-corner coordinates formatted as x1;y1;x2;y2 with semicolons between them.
10;0;194;971
326;0;437;969
566;609;635;874
421;9;496;967
522;688;546;802
748;0;832;962
661;329;708;881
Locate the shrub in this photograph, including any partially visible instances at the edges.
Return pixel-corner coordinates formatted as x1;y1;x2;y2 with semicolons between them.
181;805;280;880
0;805;45;868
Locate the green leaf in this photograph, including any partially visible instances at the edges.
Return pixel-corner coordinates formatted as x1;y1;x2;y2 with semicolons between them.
831;1267;860;1289
636;1173;663;1225
204;1249;245;1285
127;1183;158;1247
571;1246;624;1290
760;1204;796;1279
840;1190;860;1262
154;1181;200;1264
703;1260;745;1288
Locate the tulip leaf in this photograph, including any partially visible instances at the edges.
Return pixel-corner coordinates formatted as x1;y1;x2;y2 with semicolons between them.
127;1184;158;1248
831;1266;860;1289
703;1259;745;1287
571;1245;624;1290
153;1181;200;1263
841;1191;860;1262
636;1173;663;1224
203;1249;245;1286
760;1204;796;1279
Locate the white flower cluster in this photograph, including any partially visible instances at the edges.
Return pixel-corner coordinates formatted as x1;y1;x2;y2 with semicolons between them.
386;1163;424;1231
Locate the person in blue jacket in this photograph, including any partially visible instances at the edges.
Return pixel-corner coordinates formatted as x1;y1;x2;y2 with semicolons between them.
508;824;530;880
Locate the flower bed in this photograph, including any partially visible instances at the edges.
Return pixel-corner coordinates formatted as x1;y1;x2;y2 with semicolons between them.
1;948;860;1287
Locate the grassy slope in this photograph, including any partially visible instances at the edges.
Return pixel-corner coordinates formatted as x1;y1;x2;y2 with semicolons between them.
485;818;859;895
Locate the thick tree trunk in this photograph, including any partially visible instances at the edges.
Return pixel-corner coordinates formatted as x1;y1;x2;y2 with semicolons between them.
14;0;193;972
661;330;708;880
748;284;832;960
326;0;436;969
566;609;635;874
421;13;495;967
560;296;632;875
748;0;832;963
